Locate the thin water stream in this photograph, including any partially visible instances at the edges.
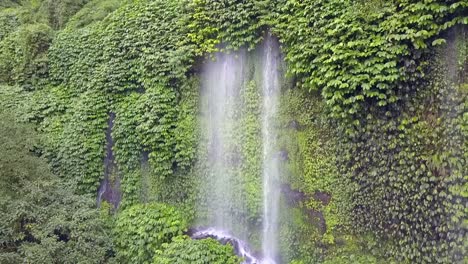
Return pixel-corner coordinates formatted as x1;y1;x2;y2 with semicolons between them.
261;33;281;264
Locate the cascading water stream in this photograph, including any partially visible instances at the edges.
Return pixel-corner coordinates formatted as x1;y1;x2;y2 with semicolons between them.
261;33;281;264
197;35;281;264
190;227;262;264
201;51;245;234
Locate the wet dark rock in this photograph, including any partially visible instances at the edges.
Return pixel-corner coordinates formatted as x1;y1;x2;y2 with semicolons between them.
97;112;121;209
307;210;327;235
288;120;300;130
189;227;263;264
278;149;289;161
335;237;346;246
280;184;328;234
97;176;121;209
280;184;308;206
313;191;332;206
141;151;149;164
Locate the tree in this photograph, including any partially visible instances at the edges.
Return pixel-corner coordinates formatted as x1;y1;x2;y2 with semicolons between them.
0;110;112;263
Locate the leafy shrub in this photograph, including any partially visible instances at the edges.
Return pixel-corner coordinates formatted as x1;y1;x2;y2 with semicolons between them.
153;236;241;264
273;0;467;119
32;0;90;29
65;0;123;29
0;8;20;41
0;23;52;85
113;203;187;263
187;0;265;53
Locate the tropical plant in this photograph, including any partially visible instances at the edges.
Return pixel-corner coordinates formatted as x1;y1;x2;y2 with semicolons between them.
153;236;241;264
113;203;186;263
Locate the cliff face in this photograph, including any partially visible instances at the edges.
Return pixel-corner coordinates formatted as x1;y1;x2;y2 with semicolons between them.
0;1;466;263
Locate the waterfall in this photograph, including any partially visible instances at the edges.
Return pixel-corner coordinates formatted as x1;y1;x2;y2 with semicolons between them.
197;35;281;264
190;227;262;264
261;33;281;263
200;51;246;234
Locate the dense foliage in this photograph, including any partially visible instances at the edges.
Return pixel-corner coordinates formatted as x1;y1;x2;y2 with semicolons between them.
0;0;466;263
153;236;241;264
187;0;265;53
0;110;112;263
113;203;186;263
273;0;467;119
338;30;467;263
33;0;200;193
278;89;356;262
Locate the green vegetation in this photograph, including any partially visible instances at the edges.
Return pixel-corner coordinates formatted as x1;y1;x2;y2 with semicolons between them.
0;110;112;263
338;29;467;262
188;0;264;53
113;203;186;263
153;236;241;264
273;0;467;120
278;88;355;262
0;0;466;263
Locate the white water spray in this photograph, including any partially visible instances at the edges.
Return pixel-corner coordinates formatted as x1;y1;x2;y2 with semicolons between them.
200;51;246;233
198;36;282;263
191;227;261;264
261;33;281;263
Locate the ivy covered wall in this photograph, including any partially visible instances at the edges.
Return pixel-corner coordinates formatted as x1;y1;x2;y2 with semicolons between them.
0;0;466;263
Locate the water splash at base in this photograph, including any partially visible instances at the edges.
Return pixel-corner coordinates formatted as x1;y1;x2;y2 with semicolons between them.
190;227;276;264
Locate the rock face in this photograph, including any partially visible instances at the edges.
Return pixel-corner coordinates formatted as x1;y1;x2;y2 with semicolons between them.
280;184;331;234
280;184;308;206
288;120;300;130
313;191;331;206
189;227;265;264
278;149;289;161
97;112;121;209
